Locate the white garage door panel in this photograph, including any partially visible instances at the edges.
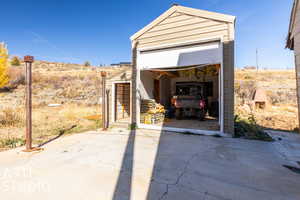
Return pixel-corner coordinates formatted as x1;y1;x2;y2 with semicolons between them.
137;42;222;69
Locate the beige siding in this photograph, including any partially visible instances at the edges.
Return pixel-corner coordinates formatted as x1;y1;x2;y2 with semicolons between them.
105;67;132;124
138;30;229;49
293;1;300;130
136;12;229;48
147;18;209;33
140;22;227;40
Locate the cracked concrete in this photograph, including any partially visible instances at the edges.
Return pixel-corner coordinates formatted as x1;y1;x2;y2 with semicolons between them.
0;129;300;200
157;153;199;200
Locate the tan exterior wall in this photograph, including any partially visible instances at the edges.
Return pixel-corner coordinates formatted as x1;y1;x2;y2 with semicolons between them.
136;12;230;49
222;40;234;134
104;67;132;125
131;9;235;134
293;1;300;131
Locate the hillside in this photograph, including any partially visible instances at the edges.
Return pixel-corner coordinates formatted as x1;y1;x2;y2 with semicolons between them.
0;62;298;150
235;69;298;132
0;61;131;150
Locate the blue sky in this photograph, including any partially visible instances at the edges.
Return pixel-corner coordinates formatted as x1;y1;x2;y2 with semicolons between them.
1;0;295;68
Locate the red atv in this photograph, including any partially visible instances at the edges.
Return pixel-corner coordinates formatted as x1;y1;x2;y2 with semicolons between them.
171;95;207;121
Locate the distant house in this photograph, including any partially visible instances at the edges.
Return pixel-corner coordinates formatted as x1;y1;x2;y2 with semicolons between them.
243;66;256;70
287;0;300;132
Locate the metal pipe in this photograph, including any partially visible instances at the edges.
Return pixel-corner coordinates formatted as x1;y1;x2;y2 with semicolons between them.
106;89;110;129
24;56;34;151
101;72;107;130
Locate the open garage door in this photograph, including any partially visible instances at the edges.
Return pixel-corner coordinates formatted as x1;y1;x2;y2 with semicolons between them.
137;41;222;70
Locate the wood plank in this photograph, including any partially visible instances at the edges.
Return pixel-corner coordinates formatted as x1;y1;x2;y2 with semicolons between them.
138;24;228;44
152;17;211;33
138;30;228;48
150;17;210;33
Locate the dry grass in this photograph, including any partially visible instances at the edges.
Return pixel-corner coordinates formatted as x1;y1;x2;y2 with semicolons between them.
0;66;298;150
0;104;101;151
0;107;24;127
235;69;298;132
0;63;131;151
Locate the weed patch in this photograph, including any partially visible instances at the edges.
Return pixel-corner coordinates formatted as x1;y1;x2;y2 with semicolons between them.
234;114;273;141
0;137;25;149
0;108;24;127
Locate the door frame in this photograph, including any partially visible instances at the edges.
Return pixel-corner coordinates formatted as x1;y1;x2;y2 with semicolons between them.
134;37;225;135
111;81;131;123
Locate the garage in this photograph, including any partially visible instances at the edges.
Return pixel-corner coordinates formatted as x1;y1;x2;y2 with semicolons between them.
130;5;235;135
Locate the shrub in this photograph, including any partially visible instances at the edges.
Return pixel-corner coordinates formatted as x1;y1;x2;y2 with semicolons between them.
235;80;256;105
0;137;25;148
10;56;21;66
0;108;23;127
59;87;82;98
234;114;273;141
8;67;25;86
84;61;91;66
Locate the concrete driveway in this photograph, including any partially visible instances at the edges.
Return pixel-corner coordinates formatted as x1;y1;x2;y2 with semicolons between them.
0;129;299;200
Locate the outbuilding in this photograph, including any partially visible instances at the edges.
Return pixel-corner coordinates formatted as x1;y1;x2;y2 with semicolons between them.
127;5;236;135
287;0;300;133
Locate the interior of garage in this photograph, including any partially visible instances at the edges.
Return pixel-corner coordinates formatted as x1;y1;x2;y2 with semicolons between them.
139;64;220;131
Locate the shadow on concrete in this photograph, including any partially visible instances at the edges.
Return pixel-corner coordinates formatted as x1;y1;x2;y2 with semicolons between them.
111;41;234;200
112;129;136;200
38;125;77;147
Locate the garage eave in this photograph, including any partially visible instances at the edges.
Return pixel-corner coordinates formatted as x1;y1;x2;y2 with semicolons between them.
286;0;298;50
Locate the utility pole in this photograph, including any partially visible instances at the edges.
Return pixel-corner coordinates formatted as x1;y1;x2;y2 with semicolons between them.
23;56;42;152
256;48;259;71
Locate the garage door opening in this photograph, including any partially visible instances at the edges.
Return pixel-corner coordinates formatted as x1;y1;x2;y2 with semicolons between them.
138;64;221;133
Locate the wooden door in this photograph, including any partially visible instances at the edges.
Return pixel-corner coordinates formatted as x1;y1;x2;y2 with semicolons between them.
115;83;130;121
154;79;160;103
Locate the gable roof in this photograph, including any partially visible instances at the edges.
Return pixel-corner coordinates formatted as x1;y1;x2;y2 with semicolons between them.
130;5;236;41
287;0;299;49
